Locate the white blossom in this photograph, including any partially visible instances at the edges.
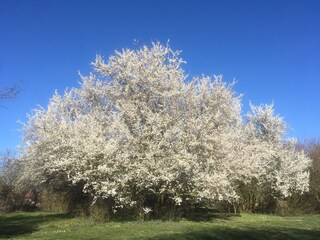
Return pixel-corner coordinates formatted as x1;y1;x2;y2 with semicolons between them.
17;42;311;207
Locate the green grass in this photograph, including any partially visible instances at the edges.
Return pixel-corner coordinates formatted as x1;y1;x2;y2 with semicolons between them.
0;212;320;240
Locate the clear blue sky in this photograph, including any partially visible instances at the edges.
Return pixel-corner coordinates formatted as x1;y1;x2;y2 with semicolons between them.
0;0;319;153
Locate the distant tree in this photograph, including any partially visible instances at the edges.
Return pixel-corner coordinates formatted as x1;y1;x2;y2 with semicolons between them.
0;150;20;186
0;150;24;212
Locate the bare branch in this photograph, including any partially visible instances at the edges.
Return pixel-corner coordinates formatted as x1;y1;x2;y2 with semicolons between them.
0;84;21;100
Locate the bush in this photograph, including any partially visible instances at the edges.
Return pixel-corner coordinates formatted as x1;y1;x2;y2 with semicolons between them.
90;200;110;222
0;179;25;212
39;182;91;215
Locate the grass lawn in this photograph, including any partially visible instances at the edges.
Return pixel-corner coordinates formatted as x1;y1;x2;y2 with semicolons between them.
0;212;320;239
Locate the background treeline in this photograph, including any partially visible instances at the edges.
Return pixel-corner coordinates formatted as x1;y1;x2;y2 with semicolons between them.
1;141;319;221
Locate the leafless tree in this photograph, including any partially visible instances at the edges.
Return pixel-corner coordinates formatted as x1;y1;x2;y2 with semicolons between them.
0;84;21;100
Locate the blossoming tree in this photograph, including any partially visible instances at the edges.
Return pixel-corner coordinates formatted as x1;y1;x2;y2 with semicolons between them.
17;43;311;216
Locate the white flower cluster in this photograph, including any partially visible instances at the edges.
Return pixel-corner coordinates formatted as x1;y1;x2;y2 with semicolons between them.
142;207;152;214
17;42;311;207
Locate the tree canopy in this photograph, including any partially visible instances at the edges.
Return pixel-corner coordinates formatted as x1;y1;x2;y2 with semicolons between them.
16;43;311;213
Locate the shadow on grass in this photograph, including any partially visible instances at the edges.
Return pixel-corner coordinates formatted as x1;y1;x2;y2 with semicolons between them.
185;208;239;222
0;212;71;239
152;227;320;240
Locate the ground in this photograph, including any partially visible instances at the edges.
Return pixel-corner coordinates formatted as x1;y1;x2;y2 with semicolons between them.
0;212;319;239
